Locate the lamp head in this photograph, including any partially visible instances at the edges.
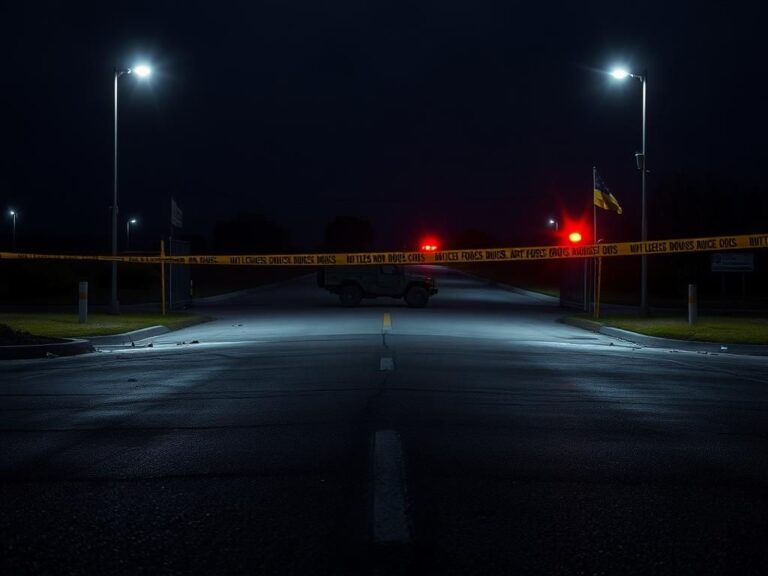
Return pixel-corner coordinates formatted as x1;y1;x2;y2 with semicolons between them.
131;64;152;78
610;67;630;80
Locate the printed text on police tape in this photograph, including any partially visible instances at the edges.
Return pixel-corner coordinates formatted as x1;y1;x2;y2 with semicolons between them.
1;233;766;265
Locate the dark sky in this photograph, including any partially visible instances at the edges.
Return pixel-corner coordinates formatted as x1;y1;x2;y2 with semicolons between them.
2;0;766;252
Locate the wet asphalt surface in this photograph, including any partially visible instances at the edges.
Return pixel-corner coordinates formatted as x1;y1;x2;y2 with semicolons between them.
1;267;767;575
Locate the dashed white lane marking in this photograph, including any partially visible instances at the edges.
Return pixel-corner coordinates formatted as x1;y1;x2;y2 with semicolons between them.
373;430;411;544
380;357;395;371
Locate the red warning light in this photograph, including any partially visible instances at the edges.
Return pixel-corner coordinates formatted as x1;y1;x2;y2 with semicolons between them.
559;213;591;245
420;237;439;252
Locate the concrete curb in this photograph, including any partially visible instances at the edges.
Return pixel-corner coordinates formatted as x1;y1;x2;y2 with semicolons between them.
560;316;768;356
86;325;171;346
0;338;94;360
561;316;603;332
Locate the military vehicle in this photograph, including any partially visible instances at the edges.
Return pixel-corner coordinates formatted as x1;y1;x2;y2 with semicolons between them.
317;265;438;307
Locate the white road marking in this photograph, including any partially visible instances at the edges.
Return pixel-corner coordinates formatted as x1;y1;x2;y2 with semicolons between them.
380;357;395;371
373;430;411;544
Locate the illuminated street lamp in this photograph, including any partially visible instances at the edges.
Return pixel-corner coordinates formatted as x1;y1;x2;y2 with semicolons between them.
126;218;138;251
547;218;559;232
111;63;152;313
609;65;648;315
8;209;17;251
132;64;152;78
610;68;630;80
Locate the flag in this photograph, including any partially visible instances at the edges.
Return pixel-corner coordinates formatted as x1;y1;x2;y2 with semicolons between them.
593;171;622;214
171;198;183;228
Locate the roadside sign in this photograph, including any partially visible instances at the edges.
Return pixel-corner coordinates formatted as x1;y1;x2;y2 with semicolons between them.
171;198;183;228
710;252;754;273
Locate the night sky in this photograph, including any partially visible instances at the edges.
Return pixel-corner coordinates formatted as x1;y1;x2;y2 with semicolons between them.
2;1;766;252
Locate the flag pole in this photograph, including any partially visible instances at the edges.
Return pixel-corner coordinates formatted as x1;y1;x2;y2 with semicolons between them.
592;166;597;245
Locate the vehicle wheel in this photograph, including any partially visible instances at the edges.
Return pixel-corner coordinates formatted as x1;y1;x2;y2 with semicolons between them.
339;284;363;307
405;285;429;308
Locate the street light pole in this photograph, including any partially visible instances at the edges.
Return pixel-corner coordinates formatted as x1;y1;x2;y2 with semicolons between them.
640;71;648;317
112;70;121;314
111;64;151;314
126;218;137;251
610;67;649;316
9;210;17;251
548;218;559;233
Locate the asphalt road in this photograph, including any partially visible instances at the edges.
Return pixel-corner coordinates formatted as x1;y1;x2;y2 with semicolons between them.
1;267;767;575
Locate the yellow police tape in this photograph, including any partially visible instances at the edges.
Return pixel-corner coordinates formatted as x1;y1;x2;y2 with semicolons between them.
1;233;767;266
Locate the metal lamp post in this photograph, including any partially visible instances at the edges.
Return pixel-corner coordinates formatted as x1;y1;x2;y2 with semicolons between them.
610;67;648;316
112;63;151;314
547;218;559;233
9;209;17;251
126;218;138;251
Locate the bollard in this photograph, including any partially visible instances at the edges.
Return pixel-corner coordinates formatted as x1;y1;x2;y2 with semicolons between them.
78;281;88;324
688;283;697;325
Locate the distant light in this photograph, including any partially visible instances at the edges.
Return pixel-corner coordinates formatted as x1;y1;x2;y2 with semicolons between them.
610;68;630;80
9;209;15;216
548;219;556;225
420;236;439;252
129;218;138;224
568;231;583;243
131;64;152;78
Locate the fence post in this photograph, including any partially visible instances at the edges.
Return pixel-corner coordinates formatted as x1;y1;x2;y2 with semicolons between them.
161;240;166;316
688;284;697;325
78;281;88;324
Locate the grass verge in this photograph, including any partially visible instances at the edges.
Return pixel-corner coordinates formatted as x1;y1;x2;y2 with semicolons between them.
0;324;60;345
588;314;768;345
0;313;205;339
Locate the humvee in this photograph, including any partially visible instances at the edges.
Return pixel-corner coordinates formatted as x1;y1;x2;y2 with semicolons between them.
317;265;438;307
